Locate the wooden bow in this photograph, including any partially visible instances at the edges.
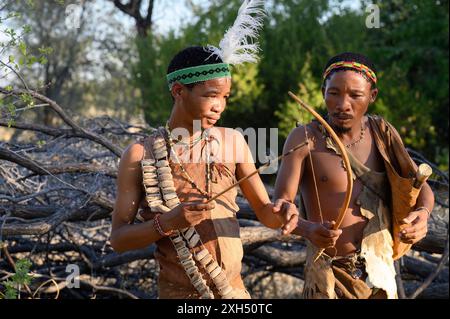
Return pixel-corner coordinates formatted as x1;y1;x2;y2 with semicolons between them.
288;91;353;262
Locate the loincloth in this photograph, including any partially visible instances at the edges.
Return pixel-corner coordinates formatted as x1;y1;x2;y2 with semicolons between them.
330;251;386;299
302;246;388;299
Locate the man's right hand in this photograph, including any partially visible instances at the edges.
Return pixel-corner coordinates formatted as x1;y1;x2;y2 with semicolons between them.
305;220;342;249
159;200;216;233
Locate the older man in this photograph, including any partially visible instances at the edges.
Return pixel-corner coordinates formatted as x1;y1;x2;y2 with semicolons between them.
274;52;434;299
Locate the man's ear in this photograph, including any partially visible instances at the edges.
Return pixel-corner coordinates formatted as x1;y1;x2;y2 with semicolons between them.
170;82;184;100
369;88;378;103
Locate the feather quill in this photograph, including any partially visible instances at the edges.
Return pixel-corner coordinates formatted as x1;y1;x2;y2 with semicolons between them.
207;0;266;65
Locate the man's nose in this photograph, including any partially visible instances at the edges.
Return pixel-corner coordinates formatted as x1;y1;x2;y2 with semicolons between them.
335;95;351;112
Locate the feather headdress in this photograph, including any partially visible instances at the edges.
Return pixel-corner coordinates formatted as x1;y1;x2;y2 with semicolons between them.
207;0;266;65
166;0;266;89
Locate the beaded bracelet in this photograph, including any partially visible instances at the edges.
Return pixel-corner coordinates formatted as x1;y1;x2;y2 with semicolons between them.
416;206;431;217
153;214;173;236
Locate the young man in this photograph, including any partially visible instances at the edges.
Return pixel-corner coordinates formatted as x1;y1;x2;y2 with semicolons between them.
274;52;435;299
110;45;298;299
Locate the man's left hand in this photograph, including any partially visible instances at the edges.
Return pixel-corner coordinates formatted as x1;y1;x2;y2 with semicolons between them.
272;199;299;235
399;207;430;244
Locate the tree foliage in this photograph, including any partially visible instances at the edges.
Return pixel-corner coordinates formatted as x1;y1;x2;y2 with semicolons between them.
132;0;448;167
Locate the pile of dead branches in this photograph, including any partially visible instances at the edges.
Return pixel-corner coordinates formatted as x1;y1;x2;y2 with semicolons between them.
0;88;448;299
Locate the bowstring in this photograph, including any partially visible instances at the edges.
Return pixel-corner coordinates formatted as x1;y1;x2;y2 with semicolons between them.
304;125;324;224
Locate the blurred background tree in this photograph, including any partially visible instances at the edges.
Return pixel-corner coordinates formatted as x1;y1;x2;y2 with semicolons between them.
1;0;140;128
128;0;449;169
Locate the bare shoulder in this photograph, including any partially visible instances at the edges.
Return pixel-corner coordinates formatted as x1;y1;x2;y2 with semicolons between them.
120;140;148;168
124;141;144;159
210;126;247;144
230;127;247;141
287;125;307;143
286;122;322;150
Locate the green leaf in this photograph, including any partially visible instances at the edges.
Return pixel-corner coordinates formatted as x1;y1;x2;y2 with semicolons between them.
20;93;34;107
4;281;17;299
38;46;54;55
7;103;16;116
22;25;32;34
8;55;14;63
26;55;38;67
5;28;17;39
37;140;46;148
12;259;32;286
39;56;48;65
26;0;35;8
18;42;27;56
7;12;20;19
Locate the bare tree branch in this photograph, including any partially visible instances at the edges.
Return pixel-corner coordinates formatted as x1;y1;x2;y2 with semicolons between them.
0;60;30;91
0;205;79;236
0;88;123;156
0;147;117;178
409;228;450;299
111;0;154;37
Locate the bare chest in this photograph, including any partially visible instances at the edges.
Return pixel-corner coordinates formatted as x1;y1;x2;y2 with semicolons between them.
305;131;385;191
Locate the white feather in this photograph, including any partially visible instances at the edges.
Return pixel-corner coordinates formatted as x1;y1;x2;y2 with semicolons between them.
207;0;266;65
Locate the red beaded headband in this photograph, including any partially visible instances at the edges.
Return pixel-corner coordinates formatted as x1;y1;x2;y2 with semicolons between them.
323;61;377;84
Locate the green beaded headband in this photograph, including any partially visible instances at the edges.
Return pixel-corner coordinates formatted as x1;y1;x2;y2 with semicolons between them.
166;63;231;89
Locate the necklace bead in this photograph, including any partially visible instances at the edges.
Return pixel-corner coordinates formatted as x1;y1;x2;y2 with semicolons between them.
345;122;366;148
165;121;203;148
164;125;212;199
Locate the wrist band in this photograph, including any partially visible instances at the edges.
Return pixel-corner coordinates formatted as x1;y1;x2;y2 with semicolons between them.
416;206;431;217
153;214;173;236
136;211;145;223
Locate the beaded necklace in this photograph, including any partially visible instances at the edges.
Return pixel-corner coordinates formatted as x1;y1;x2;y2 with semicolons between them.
318;117;365;171
344;120;366;149
165;121;203;148
164;124;212;199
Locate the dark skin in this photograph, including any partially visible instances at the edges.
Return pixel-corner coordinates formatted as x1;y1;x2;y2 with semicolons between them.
110;77;298;253
274;70;434;256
